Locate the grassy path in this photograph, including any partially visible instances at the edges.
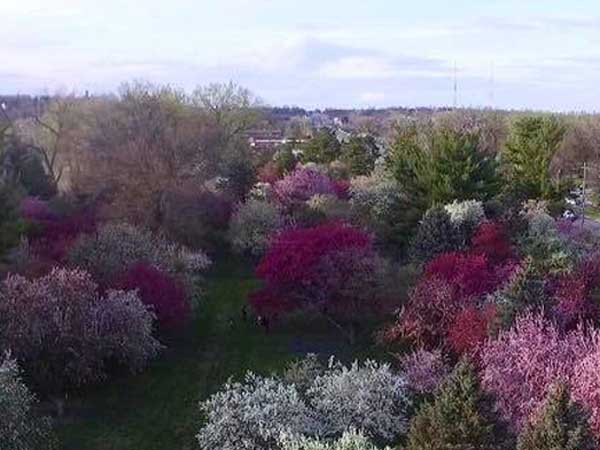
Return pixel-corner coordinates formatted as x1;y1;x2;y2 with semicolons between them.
56;256;294;450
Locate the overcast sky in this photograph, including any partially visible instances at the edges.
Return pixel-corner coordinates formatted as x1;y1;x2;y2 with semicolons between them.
2;0;600;111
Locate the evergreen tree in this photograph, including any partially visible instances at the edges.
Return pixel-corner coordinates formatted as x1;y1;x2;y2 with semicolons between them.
502;115;568;202
404;359;506;450
516;383;593;450
302;128;341;164
341;135;378;175
387;127;499;213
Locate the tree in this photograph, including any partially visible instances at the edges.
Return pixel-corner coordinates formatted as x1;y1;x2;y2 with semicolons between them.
502;115;568;201
340;135;378;175
517;383;594;450
404;359;506;450
0;355;56;450
301;128;342;164
193;81;261;149
387;127;499;211
249;223;382;342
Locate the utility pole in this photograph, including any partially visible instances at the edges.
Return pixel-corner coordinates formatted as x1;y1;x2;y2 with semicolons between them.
582;161;587;227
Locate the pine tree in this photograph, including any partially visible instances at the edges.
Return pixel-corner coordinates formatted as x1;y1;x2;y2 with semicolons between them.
404;359;505;450
517;383;594;450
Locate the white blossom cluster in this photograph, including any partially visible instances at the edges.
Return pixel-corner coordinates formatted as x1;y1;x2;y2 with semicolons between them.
228;199;285;257
278;429;390;450
196;373;316;450
307;359;410;442
0;355;55;450
197;358;411;450
444;199;485;227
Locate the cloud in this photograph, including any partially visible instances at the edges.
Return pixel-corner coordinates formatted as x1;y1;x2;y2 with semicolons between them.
359;91;386;103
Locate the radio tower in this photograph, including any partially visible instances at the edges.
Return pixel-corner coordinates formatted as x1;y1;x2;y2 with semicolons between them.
453;62;458;108
489;62;495;109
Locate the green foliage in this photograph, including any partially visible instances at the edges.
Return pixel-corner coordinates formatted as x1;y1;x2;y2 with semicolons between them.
218;151;257;200
274;143;298;174
410;206;461;262
387;127;499;212
493;257;546;328
340;135;378;175
0;184;27;260
302;129;341;164
502;115;568;202
516;383;593;450
404;359;506;450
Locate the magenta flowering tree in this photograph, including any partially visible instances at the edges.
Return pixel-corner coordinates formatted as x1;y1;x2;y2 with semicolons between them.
250;222;380;340
273;167;337;206
0;268;161;395
114;262;189;330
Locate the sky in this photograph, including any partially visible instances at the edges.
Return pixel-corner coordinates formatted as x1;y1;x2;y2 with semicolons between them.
2;0;600;111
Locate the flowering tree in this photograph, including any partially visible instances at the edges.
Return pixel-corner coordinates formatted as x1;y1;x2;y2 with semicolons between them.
114;262;189;330
228;198;285;257
0;355;56;450
196;373;315;450
307;359;411;443
274;167;337;206
279;429;390;450
480;313;595;432
0;268;161;395
250;223;381;340
67;222;211;297
396;349;450;396
197;358;410;450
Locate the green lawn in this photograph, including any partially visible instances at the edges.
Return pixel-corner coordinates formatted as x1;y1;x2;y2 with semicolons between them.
55;255;380;450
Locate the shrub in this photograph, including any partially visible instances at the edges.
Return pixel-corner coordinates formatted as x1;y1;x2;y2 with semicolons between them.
404;360;506;450
0;355;56;450
480;313;594;432
307;359;411;443
19;196;55;221
114;262;189;329
397;349;449;396
196;373;315;450
68;222;211;285
279;429;389;450
250;223;381;339
517;383;594;450
0;268;161;394
228;199;285;257
274;167;337;206
410;206;461;262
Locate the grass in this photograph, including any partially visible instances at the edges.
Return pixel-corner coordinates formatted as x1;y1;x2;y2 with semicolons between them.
55;255;380;450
